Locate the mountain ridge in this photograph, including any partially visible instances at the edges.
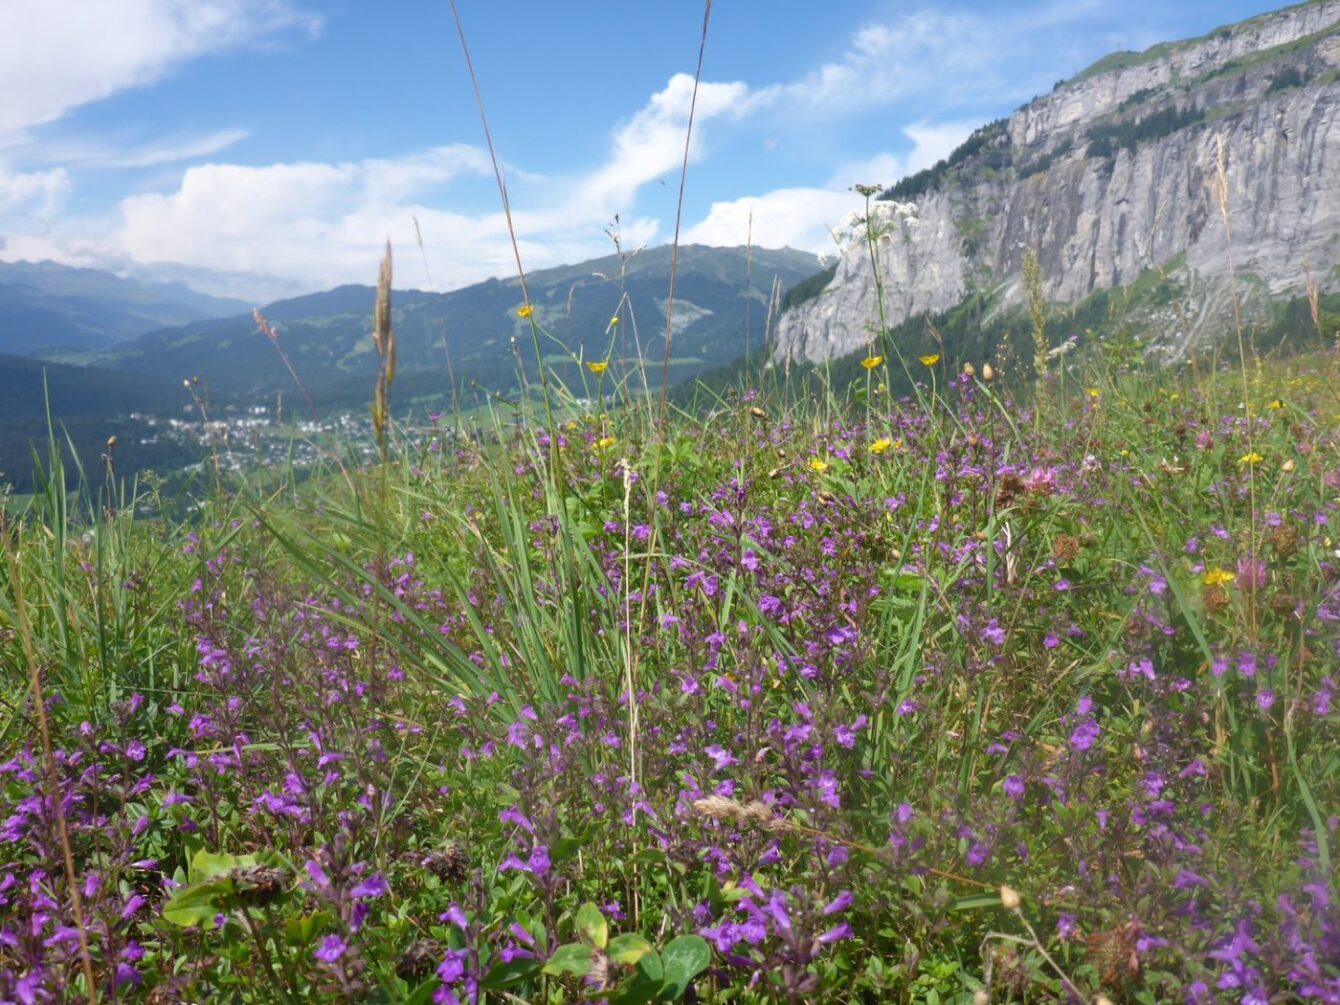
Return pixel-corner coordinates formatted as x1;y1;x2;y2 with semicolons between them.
775;0;1340;363
0;259;251;355
57;244;818;408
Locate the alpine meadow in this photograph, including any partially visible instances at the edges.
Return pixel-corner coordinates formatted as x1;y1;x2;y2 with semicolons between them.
1;1;1339;1003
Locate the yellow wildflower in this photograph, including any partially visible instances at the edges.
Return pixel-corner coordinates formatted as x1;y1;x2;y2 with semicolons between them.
1203;567;1236;587
869;438;893;454
809;457;829;473
1267;399;1283;410
595;436;616;449
1238;452;1263;466
919;354;940;366
1086;387;1101;398
587;360;609;374
861;355;883;370
609;316;620;328
516;304;534;319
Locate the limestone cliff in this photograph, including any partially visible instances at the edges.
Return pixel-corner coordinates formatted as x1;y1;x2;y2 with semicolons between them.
776;0;1340;363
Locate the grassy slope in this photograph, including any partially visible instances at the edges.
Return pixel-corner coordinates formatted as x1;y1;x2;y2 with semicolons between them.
0;334;1336;1002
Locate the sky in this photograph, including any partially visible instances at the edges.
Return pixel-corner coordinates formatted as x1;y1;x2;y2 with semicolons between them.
0;0;1282;303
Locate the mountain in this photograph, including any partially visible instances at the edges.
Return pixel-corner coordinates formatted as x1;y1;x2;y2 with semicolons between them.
0;260;250;355
0;353;184;422
775;0;1340;363
76;245;818;408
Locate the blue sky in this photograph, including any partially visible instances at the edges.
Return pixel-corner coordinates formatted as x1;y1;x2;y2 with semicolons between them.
0;0;1280;301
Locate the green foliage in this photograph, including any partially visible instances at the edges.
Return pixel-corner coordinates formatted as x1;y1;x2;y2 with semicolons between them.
1016;137;1074;180
1086;104;1206;158
879;119;1011;202
780;262;839;313
541;904;709;1002
1266;65;1308;93
73;246;819;410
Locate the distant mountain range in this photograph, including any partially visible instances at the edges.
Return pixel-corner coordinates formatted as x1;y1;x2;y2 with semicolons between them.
0;260;250;355
0;245;817;494
50;244;818;411
0;351;181;421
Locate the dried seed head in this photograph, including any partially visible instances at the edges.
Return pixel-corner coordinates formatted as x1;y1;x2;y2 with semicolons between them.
982;363;995;382
106;435;117;450
693;795;748;823
692;796;797;834
1282;458;1295;473
962;362;976;378
419;842;470;884
999;885;1021;911
1094;996;1116;1005
396;939;442;981
228;865;291;907
972;992;989;1005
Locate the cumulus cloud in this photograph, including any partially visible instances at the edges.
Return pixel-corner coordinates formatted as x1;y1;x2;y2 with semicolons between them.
41;74;769;299
0;2;1085;300
107;146;496;298
0;1;320;141
683;121;975;253
682;188;858;252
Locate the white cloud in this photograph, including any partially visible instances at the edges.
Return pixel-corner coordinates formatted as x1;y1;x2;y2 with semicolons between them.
21;74;769;300
0;0;1092;302
762;1;1102;118
0;166;70;216
28;129;251;170
104;146;494;299
684;121;976;253
569;74;759;219
0;0;321;141
682;187;860;252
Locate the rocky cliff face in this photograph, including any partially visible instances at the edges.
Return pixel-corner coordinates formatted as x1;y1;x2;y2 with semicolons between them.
776;0;1340;363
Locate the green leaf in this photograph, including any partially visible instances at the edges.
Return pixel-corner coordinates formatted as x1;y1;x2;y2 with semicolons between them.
611;951;664;1005
161;877;231;928
189;848;251;883
575;901;608;950
658;935;710;999
283;910;333;946
542;942;593;978
551;834;586;865
404;978;440;1005
950;894;1002;912
607;933;654;965
481;956;543;990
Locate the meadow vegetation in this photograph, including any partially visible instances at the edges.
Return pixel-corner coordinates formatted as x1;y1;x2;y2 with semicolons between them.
0;252;1337;1002
1;15;1338;999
